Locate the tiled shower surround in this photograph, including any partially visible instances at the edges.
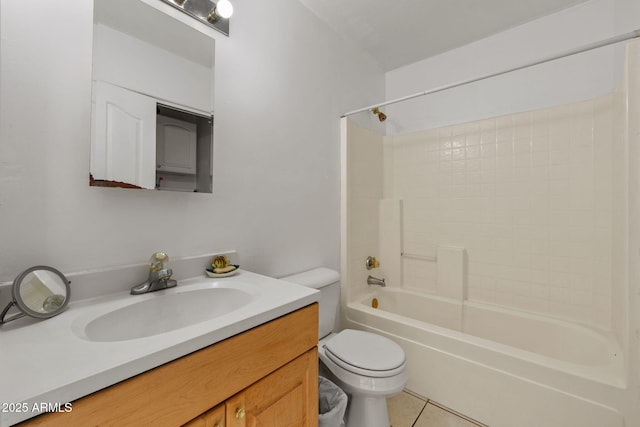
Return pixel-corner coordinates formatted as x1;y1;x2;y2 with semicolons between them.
374;93;625;331
343;42;640;427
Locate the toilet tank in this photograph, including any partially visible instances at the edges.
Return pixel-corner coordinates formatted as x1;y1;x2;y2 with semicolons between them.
280;268;340;339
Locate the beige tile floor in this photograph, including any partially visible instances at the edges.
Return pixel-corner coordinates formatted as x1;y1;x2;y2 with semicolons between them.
388;390;487;427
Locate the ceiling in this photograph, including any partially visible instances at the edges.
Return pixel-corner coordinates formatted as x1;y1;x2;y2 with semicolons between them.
297;0;591;71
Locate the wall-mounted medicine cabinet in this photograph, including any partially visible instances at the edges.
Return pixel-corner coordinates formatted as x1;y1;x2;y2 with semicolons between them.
90;0;215;193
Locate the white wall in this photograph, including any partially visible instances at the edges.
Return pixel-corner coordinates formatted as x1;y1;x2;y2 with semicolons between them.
384;0;640;135
626;37;640;403
93;24;214;113
0;0;385;283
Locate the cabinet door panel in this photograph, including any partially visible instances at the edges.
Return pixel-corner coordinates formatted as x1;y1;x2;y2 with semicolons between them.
251;383;305;426
91;81;156;189
183;403;225;427
244;348;318;427
205;405;226;427
226;393;246;427
156;115;197;174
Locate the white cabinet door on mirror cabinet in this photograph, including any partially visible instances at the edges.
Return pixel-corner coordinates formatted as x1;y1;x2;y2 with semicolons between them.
91;81;157;189
156;115;198;175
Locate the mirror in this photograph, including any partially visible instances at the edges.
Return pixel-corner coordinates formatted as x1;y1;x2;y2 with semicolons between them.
90;0;215;193
0;266;71;324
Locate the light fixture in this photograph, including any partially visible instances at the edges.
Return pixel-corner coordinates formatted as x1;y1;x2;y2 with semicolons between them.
207;0;234;23
159;0;232;36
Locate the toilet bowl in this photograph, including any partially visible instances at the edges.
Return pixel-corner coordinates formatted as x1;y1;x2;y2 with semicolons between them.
281;268;407;427
319;330;407;427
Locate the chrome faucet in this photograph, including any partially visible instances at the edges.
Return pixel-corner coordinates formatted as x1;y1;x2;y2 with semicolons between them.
131;269;178;295
367;275;386;287
131;252;178;295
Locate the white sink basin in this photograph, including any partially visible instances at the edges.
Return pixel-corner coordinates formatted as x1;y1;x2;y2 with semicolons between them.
79;287;252;342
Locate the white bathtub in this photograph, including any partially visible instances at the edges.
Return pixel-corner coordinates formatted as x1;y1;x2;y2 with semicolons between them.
345;287;636;427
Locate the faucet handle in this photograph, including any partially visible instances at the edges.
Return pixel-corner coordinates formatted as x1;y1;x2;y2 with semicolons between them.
365;256;380;270
149;252;169;272
131;265;177;295
149;268;172;282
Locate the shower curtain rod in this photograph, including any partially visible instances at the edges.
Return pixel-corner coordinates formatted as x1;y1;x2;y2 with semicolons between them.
342;29;640;118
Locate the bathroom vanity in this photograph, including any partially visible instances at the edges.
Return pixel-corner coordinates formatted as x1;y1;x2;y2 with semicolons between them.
0;268;319;427
20;304;318;426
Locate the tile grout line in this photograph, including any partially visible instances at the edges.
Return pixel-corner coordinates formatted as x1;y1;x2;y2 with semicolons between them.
410;398;428;427
428;400;488;427
396;389;429;427
402;389;488;427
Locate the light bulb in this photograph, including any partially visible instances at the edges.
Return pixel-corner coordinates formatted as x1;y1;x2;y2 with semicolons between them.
216;0;233;18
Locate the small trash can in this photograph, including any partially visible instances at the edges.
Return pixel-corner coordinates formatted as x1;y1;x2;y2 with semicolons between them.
318;376;348;427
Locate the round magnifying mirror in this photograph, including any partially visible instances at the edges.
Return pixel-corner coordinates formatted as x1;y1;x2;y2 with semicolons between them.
0;266;71;324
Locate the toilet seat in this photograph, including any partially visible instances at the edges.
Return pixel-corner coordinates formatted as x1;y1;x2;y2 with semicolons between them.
323;329;405;378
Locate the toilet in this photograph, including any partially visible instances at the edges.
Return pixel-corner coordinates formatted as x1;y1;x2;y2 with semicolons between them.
281;268;407;427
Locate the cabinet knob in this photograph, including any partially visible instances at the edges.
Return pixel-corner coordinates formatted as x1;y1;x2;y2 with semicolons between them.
214;424;224;427
235;407;246;419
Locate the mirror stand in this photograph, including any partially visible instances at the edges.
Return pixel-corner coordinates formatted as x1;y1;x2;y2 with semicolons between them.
0;266;71;326
0;301;25;325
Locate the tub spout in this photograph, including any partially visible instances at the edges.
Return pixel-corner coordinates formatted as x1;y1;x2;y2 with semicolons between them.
367;275;386;287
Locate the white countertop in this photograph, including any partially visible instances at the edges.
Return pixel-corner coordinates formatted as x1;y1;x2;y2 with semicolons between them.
0;270;319;426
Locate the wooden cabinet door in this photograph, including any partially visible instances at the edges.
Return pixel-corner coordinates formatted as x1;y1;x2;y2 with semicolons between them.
227;348;318;427
183;403;225;427
91;80;156;189
226;393;246;427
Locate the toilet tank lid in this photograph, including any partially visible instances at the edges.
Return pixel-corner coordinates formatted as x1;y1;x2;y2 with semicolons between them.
279;268;340;289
